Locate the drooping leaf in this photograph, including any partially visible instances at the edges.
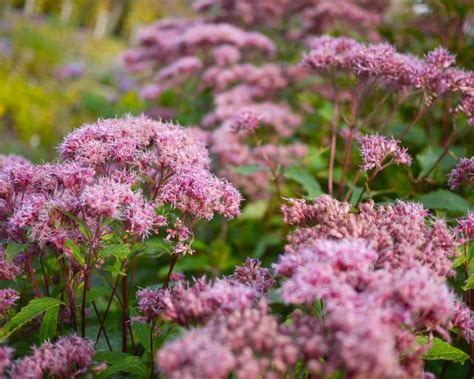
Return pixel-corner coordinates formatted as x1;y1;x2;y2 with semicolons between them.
39;305;59;342
419;190;473;212
284;165;323;198
418;336;470;363
0;297;63;342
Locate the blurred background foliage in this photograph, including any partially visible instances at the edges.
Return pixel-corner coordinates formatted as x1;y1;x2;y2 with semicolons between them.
0;0;193;160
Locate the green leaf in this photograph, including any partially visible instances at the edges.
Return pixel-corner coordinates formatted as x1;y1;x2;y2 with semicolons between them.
99;244;131;260
132;321;152;353
463;274;474;290
66;240;85;267
418;336;470;363
416;146;462;177
39;305;59;342
240;200;268;220
95;352;148;378
284;165;323;198
0;297;63;342
231;164;267;176
419;190;473;212
5;242;27;263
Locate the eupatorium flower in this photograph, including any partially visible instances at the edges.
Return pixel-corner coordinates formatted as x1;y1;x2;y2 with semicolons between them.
456;212;474;241
138;277;256;326
0;249;21;281
357;134;412;171
0;288;19;316
230;258;274;293
158;168;241;220
0;346;13;376
280;196;458;277
9;335;95;378
157;302;300;379
230;111;261;135
448;157;474;189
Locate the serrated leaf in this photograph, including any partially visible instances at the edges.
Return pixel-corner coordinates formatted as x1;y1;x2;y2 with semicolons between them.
231;164;267;176
99;244;131;260
284;165;323;198
418;336;470;363
95;352;148;378
419;190;472;212
0;297;63;342
39;305;59;342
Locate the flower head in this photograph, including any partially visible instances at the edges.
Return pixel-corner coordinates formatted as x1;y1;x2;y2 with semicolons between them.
448;157;474;189
357;134;411;171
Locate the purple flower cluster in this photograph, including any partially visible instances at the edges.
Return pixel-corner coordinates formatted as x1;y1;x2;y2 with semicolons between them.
448;157;474;189
0;288;19;316
138;277;256;326
357;134;412;171
157;302;300;379
280;195;458;277
303;37;474;118
7;335;95;378
1;116;240;259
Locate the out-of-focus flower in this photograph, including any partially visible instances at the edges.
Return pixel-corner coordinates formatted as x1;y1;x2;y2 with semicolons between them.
448;157;474;189
10;335;95;378
0;288;19;316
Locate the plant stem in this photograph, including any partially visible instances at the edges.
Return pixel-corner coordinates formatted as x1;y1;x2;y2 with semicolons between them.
95;274;121;345
163;254;179;289
121;275;128;353
420;124;469;180
92;301;112;351
328;102;340;196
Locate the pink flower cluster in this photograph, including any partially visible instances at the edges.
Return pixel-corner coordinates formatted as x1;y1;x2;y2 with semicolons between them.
303;37;474;118
124;19;275;100
157;302;300;379
4;335;95;378
280;195;458;277
1;117;240;258
448;157;474;189
269;196;472;377
357;134;412;171
0;288;19;316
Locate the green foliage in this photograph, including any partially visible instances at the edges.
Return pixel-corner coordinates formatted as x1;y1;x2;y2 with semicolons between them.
0;297;63;342
418;336;470;364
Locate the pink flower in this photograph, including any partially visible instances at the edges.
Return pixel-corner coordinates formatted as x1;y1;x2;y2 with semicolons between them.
10;335;95;378
456;212;474;241
0;346;13;375
357;134;412;171
448;157;474;189
0;288;19;315
230;111;261;135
